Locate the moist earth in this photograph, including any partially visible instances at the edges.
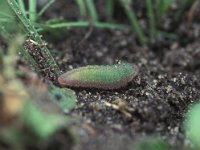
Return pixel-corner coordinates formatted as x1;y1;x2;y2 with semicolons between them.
1;0;200;150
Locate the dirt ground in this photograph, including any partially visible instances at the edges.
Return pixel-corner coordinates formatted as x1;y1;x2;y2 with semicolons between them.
1;0;200;150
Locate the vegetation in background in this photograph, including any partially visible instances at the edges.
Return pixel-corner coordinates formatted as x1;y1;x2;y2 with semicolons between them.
156;0;174;19
6;0;60;80
3;0;196;45
76;0;195;44
133;137;170;150
0;35;28;127
0;99;73;150
0;0;16;40
2;0;195;46
119;0;146;45
1;0;77;112
0;35;74;150
37;0;196;45
184;102;200;149
146;0;156;41
21;100;66;139
175;0;197;22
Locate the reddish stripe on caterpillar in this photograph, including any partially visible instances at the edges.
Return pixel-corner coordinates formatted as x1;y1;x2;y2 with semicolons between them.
58;63;139;90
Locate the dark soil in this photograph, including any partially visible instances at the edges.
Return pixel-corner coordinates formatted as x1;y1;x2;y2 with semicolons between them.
62;29;200;150
1;0;200;150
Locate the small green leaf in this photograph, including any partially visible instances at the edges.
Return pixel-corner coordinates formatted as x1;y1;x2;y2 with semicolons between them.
50;86;77;113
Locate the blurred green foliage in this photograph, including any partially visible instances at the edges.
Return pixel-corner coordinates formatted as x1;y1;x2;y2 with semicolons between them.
156;0;174;18
0;35;74;150
0;48;3;72
0;100;72;150
185;102;200;148
22;100;66;139
133;137;170;150
0;0;17;39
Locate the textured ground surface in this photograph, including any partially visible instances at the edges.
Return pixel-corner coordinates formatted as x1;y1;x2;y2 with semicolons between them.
1;0;200;150
39;1;200;149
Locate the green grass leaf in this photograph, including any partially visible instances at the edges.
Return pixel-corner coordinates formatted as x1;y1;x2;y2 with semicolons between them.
119;0;146;45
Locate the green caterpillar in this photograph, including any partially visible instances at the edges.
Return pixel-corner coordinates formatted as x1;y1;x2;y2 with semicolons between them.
58;63;139;90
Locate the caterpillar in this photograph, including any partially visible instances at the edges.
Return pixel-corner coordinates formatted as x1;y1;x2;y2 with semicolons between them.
58;63;139;90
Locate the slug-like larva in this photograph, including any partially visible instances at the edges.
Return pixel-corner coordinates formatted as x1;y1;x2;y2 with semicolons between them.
58;63;139;89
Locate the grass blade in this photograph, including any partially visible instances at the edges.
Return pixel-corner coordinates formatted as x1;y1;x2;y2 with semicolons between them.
156;0;173;20
29;0;37;22
105;0;114;20
119;0;145;45
36;21;128;31
0;18;15;23
6;0;61;81
76;0;87;18
0;12;15;19
86;0;98;22
17;0;26;16
38;0;55;18
146;0;156;41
